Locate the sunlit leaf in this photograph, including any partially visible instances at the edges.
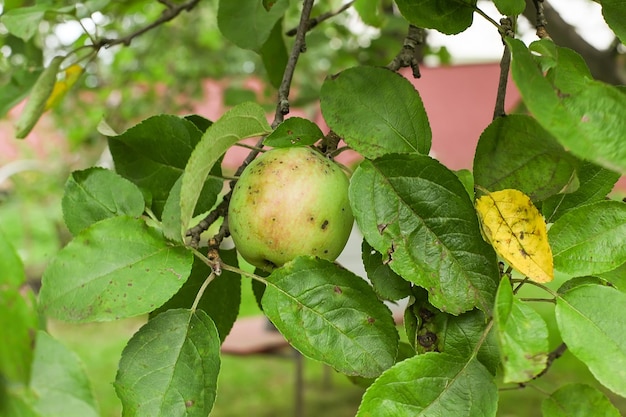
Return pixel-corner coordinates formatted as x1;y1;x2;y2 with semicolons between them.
351;154;499;314
264;117;323;148
542;383;621;417
356;353;498;417
494;278;548;383
549;201;626;276
476;189;553;283
39;216;192;322
115;309;221;417
262;257;399;378
556;284;626;397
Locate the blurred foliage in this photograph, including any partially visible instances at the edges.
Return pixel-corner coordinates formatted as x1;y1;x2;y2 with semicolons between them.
0;0;419;147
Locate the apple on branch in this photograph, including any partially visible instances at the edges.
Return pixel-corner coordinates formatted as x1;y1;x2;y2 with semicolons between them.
228;146;354;271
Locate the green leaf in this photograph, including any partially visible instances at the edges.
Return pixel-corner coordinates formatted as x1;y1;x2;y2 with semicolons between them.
259;18;287;89
180;102;271;237
62;167;145;235
0;68;42;118
108;115;222;218
600;0;626;44
264;117;323;148
556;284;626;397
394;0;476;34
473;114;577;202
542;161;620;223
320;66;431;159
0;6;47;41
542;383;621;417
361;239;412;301
356;353;498;417
508;38;626;175
494;278;548;383
350;154;499;314
493;0;525;15
354;0;386;27
151;250;241;342
15;55;64;138
39;216;192;322
261;257;399;378
549;201;626;276
217;0;289;51
115;309;221;417
29;331;99;417
0;229;37;384
0;390;41;417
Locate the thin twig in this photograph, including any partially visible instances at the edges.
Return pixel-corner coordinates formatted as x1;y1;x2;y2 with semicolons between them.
533;0;551;39
273;0;316;127
286;0;355;36
534;343;567;379
188;0;316;248
387;25;425;78
93;0;200;48
493;17;514;120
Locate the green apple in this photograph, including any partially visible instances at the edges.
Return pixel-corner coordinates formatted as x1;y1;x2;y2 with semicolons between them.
228;146;354;271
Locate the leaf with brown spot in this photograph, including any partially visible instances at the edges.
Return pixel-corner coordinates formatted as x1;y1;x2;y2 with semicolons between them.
475;189;553;283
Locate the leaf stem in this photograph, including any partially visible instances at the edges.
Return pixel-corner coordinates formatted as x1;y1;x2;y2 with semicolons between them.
471;318;494;358
220;262;267;284
519;297;556;303
191;271;215;312
510;278;559;298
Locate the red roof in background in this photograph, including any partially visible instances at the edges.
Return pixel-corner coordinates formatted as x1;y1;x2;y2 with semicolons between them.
215;62;521;171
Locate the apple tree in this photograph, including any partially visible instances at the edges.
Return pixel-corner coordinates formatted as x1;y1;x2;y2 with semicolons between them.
2;0;626;416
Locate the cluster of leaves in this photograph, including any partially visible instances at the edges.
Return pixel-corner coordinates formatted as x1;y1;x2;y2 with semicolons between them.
2;0;626;417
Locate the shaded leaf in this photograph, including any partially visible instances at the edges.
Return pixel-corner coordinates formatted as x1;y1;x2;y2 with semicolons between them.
356;353;497;417
115;309;220;417
473;114;577;202
556;284;626;397
39;216;192;322
321;66;431;159
542;383;621;417
264;117;323;148
542;161;620;223
62;167;145;235
394;0;476;34
108;115;222;219
476;189;554;283
494;278;548;383
354;0;386;27
549;201;626;276
30;331;98;417
0;68;42;118
180;102;271;237
351;154;499;314
262;257;399;378
0;5;47;41
600;0;626;44
217;0;289;51
151;249;241;342
259;18;287;89
361;239;411;301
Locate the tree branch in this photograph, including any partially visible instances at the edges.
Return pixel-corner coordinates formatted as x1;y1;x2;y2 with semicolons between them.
493;17;515;120
286;1;355;36
94;0;201;48
387;25;425;79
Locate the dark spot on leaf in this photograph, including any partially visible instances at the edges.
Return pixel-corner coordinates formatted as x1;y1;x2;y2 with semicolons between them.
367;317;375;324
419;308;435;322
418;332;437;348
377;223;388;234
185;400;194;408
127;282;133;287
334;286;342;294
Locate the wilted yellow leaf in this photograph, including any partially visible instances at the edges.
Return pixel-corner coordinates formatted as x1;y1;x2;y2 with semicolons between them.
475;189;553;283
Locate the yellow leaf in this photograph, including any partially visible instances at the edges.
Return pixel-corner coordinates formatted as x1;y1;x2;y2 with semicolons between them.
475;189;554;283
44;64;83;111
